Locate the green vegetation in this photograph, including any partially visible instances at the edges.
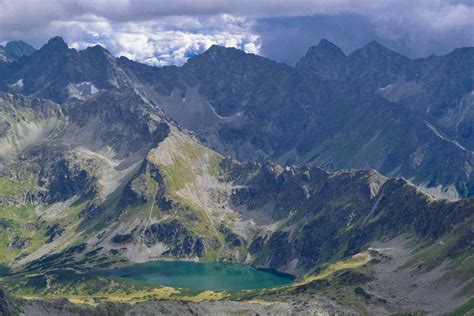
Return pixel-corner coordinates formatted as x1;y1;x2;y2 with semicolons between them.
0;178;36;201
0;204;46;265
0;253;370;306
444;298;474;316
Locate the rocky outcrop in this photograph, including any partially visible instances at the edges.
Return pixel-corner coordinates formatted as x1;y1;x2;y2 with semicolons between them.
44;224;64;243
45;159;96;203
0;289;14;315
8;236;28;249
144;220;206;258
5;292;355;315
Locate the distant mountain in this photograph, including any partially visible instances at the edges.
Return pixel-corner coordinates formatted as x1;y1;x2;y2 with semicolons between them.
0;38;471;199
0;40;35;62
297;40;474;153
126;40;473;197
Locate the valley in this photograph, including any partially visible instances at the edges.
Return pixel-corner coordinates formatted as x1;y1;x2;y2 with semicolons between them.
0;37;472;315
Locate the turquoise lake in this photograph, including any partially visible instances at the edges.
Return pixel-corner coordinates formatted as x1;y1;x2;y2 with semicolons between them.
95;261;295;291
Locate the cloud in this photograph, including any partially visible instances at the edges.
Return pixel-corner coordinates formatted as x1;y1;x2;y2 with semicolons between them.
256;1;474;64
44;14;260;66
0;0;472;65
2;0;473;22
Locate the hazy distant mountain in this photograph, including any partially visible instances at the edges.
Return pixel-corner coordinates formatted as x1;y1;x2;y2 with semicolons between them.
297;39;474;153
1;38;471;197
0;40;35;62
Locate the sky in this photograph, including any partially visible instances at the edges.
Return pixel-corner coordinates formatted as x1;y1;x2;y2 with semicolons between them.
0;0;473;66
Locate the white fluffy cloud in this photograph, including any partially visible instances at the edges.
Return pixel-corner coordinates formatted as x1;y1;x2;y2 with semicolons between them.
45;14;260;65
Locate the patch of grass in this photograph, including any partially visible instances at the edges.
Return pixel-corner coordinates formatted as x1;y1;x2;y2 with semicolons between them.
1;268;232;305
403;234;461;270
0;204;48;265
444;298;474;316
295;252;370;286
0;204;37;224
159;156;197;192
0;178;36;200
180;290;229;302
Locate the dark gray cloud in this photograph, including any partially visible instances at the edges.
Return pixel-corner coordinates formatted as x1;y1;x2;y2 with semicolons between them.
257;10;474;65
256;14;380;64
0;0;472;65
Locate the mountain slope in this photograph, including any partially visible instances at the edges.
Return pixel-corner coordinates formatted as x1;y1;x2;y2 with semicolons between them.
0;40;35;62
0;37;472;314
297;40;474;152
0;89;471;313
124;41;474;197
0;38;472;197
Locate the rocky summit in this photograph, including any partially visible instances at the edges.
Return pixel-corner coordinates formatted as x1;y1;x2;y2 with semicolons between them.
0;37;472;315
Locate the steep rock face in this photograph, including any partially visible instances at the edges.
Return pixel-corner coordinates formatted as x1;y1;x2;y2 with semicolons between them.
4;89;469;278
181;45;292;117
0;37;131;103
44;158;96;203
297;41;474;153
295;39;346;80
0;289;15;315
143;220;205;258
221;158;474;274
125;42;473;196
0;37;472;196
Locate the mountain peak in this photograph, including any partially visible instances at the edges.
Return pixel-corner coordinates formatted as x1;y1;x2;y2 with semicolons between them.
44;36;69;51
204;45;240;57
0;40;35;61
208;44;227;51
366;40;383;47
295;39;345;75
315;39;345;57
83;44;113;57
364;40;390;52
4;40;35;59
352;40;404;58
298;39;345;63
186;45;247;65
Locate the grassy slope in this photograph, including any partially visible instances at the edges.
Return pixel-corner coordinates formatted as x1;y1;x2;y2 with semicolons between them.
0;252;369;305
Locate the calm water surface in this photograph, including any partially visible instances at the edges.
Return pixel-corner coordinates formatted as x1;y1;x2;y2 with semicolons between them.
95;261;294;291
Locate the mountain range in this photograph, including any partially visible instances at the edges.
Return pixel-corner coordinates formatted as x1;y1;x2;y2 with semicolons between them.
0;37;472;315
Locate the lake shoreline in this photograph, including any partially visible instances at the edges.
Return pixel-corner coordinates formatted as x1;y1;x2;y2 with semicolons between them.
87;260;295;291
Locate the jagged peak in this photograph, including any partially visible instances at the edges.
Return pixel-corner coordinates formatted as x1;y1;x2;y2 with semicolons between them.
365;40;385;48
350;40;407;59
185;44;276;70
0;40;35;61
357;40;387;53
81;44;114;61
207;44;229;52
84;44;112;55
5;40;35;52
313;39;345;57
184;45;241;65
446;46;474;58
203;44;245;58
41;36;69;52
296;39;345;71
47;36;67;46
